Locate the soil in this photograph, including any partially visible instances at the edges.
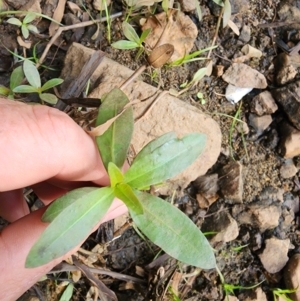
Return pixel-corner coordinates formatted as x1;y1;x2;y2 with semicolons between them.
1;0;300;300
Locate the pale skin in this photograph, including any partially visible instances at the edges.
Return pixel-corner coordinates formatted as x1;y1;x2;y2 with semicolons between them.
0;98;127;300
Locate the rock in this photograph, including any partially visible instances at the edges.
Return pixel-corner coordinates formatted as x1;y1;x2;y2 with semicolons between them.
280;159;298;179
278;3;300;26
193;174;219;208
213;65;225;77
218;161;243;203
201;210;239;244
278;122;300;158
237;204;281;232
274;53;297;85
178;0;196;12
239;25;251;43
250;91;278;116
258;237;290;273
225;84;252;104
248;114;272;134
272;80;300;131
239;287;268;301
60;43;222;195
222;63;268;89
284;254;300;301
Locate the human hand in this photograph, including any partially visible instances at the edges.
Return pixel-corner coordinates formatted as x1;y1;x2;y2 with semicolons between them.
0;98;127;301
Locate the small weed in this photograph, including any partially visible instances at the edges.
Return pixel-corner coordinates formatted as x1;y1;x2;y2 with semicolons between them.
231;244;249;252
196;92;206;104
7;12;38;39
0;65;24;99
13;60;63;104
111;21;151;58
272;287;297;301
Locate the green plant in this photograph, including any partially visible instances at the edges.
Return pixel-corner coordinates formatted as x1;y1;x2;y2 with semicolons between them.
272;288;297;301
25;88;216;270
111;21;151;58
212;0;231;28
196;92;206;105
13;60;63;104
7;12;38;39
0;65;24;99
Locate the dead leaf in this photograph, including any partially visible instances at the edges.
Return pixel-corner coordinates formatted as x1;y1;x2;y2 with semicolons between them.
93;0;111;11
67;1;82;14
125;0;161;8
147;44;174;68
227;19;240;36
206;60;213;76
49;0;67;37
71;270;82;283
17;36;32;49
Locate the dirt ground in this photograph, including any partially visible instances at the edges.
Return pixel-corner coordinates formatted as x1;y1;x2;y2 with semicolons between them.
1;0;300;300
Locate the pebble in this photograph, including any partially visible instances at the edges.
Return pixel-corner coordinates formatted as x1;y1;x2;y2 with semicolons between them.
278;122;300;158
178;0;196;12
280;159;298;179
258;237;290;273
274;53;297;85
250;91;278;116
239;25;251;43
248;114;272;135
284;254;300;301
222;63;267;89
240;287;268;301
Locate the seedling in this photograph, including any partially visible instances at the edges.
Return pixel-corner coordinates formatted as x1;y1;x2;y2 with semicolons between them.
197;92;206;105
272;287;297;301
111;21;151;58
7;12;39;39
13;60;63;104
0;65;24;99
25;88;216;271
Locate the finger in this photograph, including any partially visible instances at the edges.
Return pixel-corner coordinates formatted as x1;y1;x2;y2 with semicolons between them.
0;99;109;191
0;199;127;301
0;190;29;222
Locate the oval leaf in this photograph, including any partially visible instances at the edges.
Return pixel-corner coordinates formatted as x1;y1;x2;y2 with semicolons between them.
192;67;207;83
95;88;134;170
21;25;29;39
13;85;38;93
26;187;114;268
122;21;140;44
10;66;24;90
39;93;58;104
6;17;22;26
111;40;139;50
124;133;206;189
130;191;216;269
0;86;10;96
23;12;36;24
41;78;64;91
108;162;124;188
23;60;41;88
223;0;231;28
114;182;143;215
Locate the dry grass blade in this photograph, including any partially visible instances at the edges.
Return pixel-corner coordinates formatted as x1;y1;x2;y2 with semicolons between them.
49;0;67;37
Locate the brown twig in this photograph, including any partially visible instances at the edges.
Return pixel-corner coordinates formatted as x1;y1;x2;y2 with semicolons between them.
36;12;122;68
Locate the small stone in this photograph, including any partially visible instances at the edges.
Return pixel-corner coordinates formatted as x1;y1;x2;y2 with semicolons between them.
284;254;300;301
274;53;297;85
178;0;196;12
239;25;251;43
222;63;268;89
225;84;252;104
248;114;272;134
218;161;243;203
280;159;298;179
213;65;225;77
278;3;300;25
250;91;278;116
240;287;268;301
278;122;300;158
202;211;239;244
272;80;300;131
259;237;290;273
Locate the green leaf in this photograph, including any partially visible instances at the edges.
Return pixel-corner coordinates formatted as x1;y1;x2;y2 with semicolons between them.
124;133;206;189
130;191;216;269
114;183;143;215
23;60;41;88
192;67;207;83
108;162;124;188
134;132;176;162
26;187;114;268
7;17;22;26
0;86;10;96
21;25;29;39
42;187;99;222
95;88;134;170
27;24;39;33
13;85;38;93
212;0;224;6
122;21;140;45
140;28;151;44
111;40;139;50
10;66;24;90
39;93;58;104
41;78;64;91
223;0;231;28
59;283;74;301
23;12;36;24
